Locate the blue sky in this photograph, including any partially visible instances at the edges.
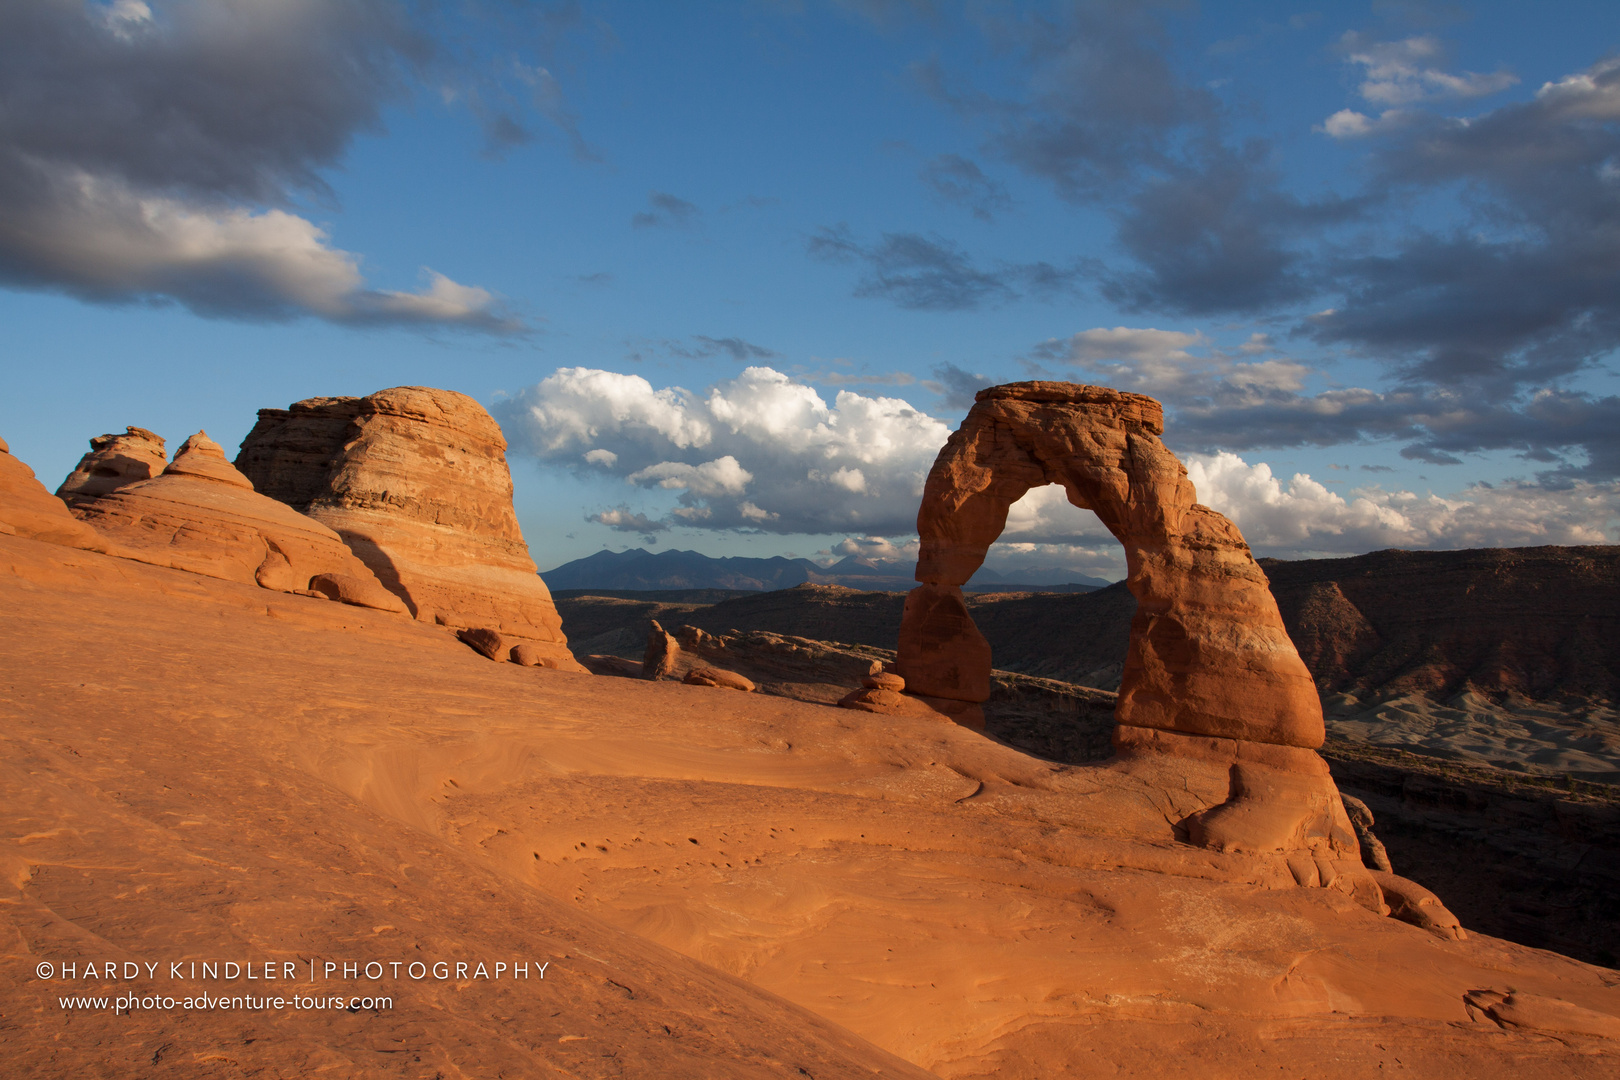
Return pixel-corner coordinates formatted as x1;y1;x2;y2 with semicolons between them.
3;0;1619;580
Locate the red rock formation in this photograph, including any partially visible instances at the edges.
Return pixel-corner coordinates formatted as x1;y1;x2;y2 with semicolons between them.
683;666;756;692
896;584;991;704
1373;870;1467;940
0;435;119;553
1262;546;1620;702
67;431;405;612
457;626;508;661
902;383;1382;907
902;382;1322;749
643;620;681;680
56;426;168;505
511;642;572;669
237;387;585;672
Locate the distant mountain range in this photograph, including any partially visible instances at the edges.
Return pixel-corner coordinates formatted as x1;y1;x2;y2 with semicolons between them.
541;547;1112;593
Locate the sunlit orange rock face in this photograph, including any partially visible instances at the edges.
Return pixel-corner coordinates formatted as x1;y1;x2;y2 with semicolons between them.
0;434;117;553
55;426;168;505
236;386;584;672
3;430;1615;1078
64;431;406;613
896;383;1378;893
901;381;1323;749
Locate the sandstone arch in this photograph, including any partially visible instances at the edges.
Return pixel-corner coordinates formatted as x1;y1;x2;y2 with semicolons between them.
897;381;1323;750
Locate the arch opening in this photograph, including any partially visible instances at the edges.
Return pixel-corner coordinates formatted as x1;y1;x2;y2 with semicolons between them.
971;483;1125;590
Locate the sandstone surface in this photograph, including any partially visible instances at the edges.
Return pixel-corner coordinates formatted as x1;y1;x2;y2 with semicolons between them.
0;436;119;553
0;535;923;1080
55;426;167;504
236;387;585;672
4;532;1616;1078
65;432;405;612
556;573;1620;964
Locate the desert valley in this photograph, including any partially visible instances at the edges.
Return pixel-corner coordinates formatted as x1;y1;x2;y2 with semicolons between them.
3;381;1618;1079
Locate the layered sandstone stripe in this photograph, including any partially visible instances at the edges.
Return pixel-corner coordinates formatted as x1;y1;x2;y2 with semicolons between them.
236;386;585;671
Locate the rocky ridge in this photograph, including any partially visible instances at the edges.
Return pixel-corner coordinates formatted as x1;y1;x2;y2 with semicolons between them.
236;386;583;671
65;432;406;612
55;426;168;505
0;435;118;554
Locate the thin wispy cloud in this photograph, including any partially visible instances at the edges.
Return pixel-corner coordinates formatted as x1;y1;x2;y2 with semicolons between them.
807;225;1076;311
632;191;701;229
919;154;1012;221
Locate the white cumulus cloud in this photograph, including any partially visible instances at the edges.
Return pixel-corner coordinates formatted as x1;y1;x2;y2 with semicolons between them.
628;456;753;497
1187;451;1620;557
497;366;952;535
501;364;1620;566
1318;107;1415;140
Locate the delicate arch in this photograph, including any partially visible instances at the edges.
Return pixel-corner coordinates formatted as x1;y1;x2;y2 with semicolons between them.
897;382;1323;749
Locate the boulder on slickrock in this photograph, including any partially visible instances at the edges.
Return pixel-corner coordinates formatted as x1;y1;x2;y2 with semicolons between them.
643;620;681;680
67;432;406;613
1372;871;1467;940
308;572;405;613
1340;793;1393;872
683;667;756;692
510;642;567;669
582;654;643;678
236;387;585;673
837;685;982;729
56;427;167;505
0;435;118;553
457;627;506;661
863;672;905;691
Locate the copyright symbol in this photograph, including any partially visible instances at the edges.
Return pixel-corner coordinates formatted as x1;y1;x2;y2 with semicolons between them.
36;962;53;979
